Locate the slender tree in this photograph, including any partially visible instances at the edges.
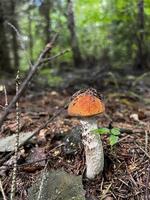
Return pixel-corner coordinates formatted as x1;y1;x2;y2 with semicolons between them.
0;0;12;73
39;0;52;44
28;6;33;62
135;0;147;69
10;0;19;69
66;0;82;66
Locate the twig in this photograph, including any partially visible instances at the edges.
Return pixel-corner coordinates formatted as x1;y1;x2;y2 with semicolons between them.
145;130;148;152
0;85;8;110
0;178;7;200
118;135;131;143
7;22;26;49
10;71;20;200
118;178;131;188
7;21;32;67
135;143;150;159
0;34;69;128
37;161;49;200
100;183;112;200
3;85;8;107
40;49;70;64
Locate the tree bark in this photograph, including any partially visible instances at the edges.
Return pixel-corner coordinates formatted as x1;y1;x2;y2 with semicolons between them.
66;0;82;66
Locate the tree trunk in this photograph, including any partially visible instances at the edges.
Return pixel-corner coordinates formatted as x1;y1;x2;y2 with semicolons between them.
28;7;33;62
135;0;147;70
44;0;51;44
0;0;12;73
66;0;82;66
10;0;19;70
39;0;51;44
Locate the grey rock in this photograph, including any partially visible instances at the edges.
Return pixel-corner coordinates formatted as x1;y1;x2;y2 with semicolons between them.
0;132;33;152
28;169;85;200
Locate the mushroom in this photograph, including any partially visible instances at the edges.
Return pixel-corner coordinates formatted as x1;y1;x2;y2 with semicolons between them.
68;88;105;179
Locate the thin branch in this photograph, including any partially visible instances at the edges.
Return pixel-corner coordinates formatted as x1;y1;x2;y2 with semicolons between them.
40;49;70;64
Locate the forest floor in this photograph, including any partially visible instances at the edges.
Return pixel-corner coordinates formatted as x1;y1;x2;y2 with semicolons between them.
0;72;149;200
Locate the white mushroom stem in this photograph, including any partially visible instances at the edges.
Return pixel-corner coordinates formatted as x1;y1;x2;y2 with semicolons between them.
80;118;104;179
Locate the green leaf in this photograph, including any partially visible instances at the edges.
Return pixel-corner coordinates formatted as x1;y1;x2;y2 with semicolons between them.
94;128;110;135
109;135;119;146
111;128;121;136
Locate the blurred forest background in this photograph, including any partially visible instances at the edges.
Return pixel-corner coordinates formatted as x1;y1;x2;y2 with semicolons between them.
0;0;150;89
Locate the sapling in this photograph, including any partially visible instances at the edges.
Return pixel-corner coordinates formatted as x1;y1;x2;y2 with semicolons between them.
95;127;121;146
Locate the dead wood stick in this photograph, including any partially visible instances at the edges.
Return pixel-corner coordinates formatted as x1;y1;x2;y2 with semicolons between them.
0;34;61;128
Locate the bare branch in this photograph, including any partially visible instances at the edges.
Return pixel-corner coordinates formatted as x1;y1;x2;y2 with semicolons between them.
0;34;70;128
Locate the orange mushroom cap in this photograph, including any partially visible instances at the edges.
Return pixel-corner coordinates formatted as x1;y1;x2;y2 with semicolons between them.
68;88;105;117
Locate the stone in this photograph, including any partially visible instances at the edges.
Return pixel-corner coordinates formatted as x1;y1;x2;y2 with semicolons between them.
28;169;85;200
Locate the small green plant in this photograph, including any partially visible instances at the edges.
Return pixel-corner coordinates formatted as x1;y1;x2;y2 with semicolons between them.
94;127;121;146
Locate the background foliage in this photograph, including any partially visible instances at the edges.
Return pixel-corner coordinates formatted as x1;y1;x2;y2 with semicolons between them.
0;0;149;85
